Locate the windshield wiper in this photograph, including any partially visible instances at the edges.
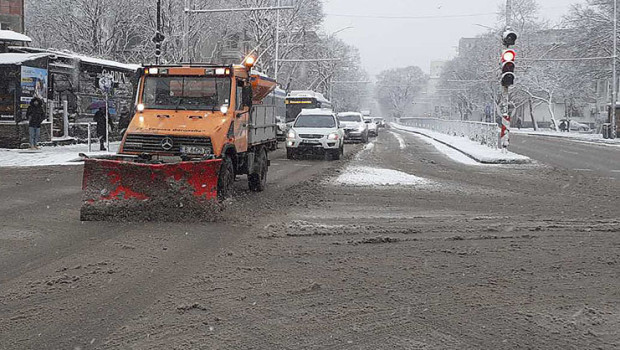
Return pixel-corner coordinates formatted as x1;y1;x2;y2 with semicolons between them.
175;98;187;111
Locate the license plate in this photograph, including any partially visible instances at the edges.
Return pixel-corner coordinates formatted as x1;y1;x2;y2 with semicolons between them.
302;139;321;144
180;145;211;154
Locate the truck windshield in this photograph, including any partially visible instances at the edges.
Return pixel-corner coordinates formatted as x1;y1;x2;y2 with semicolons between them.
338;115;362;122
294;115;336;128
142;76;231;111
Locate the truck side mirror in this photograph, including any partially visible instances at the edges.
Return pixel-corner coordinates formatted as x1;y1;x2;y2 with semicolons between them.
242;85;253;108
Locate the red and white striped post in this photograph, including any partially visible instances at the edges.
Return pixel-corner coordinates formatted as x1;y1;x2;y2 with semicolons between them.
500;113;511;149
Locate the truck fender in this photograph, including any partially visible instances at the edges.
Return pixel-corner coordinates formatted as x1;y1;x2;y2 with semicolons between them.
221;144;238;173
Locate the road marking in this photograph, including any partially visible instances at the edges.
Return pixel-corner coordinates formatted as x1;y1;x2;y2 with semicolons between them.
611;170;620;173
573;169;593;172
388;131;407;150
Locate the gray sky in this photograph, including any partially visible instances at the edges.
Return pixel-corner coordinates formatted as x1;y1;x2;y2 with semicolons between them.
322;0;585;76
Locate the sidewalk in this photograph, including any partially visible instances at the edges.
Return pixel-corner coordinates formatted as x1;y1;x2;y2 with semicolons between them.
512;129;620;147
0;142;120;167
391;124;531;165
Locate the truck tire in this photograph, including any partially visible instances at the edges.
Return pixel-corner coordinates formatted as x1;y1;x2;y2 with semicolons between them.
249;148;268;192
217;156;235;201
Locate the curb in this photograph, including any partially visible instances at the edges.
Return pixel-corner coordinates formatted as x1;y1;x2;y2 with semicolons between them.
391;124;532;165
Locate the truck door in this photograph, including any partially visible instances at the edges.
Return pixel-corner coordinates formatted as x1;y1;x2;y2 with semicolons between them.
234;79;250;153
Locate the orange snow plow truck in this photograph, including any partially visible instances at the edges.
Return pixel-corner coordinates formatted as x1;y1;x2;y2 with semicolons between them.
80;58;278;221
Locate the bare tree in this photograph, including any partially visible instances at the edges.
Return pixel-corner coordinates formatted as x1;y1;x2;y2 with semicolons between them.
376;66;428;119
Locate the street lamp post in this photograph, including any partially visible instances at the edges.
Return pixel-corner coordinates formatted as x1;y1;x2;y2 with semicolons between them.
612;0;618;138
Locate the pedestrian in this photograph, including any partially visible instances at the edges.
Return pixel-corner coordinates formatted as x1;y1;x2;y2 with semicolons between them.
559;120;567;132
516;118;522;130
27;97;46;149
93;106;108;151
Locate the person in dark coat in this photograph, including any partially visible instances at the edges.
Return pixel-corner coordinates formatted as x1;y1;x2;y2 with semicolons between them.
93;106;108;151
27;98;46;149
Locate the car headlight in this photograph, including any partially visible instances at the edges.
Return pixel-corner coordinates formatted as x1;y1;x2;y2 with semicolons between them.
327;133;339;140
287;130;296;139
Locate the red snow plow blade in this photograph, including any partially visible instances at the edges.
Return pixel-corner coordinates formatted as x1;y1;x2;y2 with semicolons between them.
80;158;222;222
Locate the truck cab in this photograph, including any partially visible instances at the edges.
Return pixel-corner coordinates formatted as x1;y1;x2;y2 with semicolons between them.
121;63;278;195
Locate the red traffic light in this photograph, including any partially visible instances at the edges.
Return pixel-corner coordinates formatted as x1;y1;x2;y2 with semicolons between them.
502;49;516;63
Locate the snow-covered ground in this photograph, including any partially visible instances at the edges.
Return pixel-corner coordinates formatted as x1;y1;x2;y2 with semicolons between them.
513;129;620;147
335;166;430;187
0;143;120;167
391;124;531;164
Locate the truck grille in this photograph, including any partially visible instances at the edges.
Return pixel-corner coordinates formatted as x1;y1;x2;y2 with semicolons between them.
123;134;212;155
299;134;324;139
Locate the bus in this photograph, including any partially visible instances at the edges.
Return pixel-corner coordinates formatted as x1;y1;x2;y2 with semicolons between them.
285;90;332;124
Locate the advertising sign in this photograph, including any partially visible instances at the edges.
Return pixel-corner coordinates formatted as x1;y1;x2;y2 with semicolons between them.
20;66;48;109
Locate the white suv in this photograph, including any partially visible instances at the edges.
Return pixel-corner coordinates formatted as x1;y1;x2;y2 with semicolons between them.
338;112;369;143
286;109;345;160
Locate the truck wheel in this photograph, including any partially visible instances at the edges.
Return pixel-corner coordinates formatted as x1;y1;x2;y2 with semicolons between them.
217;157;235;201
249;148;268;192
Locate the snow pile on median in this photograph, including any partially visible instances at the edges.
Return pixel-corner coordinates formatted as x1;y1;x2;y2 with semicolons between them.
335;166;429;187
392;124;530;164
0;143;120;167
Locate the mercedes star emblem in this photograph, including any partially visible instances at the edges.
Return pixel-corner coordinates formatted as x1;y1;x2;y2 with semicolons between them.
161;137;174;151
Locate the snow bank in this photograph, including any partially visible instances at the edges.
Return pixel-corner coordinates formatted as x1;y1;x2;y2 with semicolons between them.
0;143;120;168
391;124;530;164
419;136;481;166
335;166;429;187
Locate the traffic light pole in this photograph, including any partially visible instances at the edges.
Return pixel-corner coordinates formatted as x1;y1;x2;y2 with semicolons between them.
500;0;513;150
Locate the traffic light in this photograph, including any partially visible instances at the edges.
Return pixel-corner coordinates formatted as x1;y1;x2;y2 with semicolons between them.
501;49;516;87
153;31;165;59
502;29;518;47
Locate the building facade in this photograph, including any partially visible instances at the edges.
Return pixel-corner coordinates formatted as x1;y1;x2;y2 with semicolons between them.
0;0;23;33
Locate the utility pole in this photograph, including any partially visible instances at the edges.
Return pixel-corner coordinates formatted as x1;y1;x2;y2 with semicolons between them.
153;0;165;64
274;0;281;82
499;0;517;150
612;0;618;138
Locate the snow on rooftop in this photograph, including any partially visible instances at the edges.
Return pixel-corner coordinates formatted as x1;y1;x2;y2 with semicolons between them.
287;90;329;102
298;108;334;116
0;53;49;65
68;53;141;71
0;30;32;43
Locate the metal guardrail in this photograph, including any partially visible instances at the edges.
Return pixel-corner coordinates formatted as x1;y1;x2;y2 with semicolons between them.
399;117;500;149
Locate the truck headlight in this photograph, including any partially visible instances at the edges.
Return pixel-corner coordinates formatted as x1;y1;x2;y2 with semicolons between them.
327;133;339;140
